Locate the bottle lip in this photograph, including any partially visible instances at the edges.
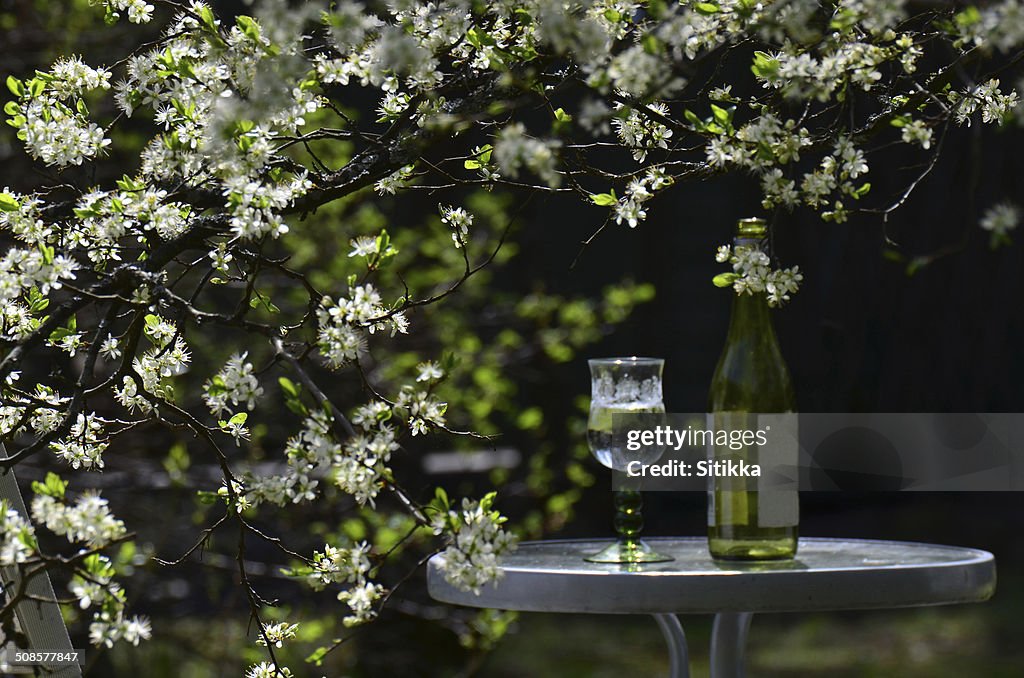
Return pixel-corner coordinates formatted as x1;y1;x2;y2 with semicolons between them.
736;217;768;237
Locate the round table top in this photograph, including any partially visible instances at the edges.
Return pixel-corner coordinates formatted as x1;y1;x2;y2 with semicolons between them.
427;537;996;614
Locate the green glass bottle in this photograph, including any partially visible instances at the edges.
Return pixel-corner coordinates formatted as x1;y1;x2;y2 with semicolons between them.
707;217;798;560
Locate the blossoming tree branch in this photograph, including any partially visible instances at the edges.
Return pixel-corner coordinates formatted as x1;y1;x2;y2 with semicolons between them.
1;0;1022;675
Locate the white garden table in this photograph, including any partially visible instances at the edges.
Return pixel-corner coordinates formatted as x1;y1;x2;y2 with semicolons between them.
427;537;996;677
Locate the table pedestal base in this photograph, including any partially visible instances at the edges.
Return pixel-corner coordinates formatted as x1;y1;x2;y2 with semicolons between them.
651;612;753;678
652;614;689;678
711;612;753;678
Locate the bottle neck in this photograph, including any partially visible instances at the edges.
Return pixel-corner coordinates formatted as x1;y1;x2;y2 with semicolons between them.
725;290;775;343
728;235;774;338
713;281;795;413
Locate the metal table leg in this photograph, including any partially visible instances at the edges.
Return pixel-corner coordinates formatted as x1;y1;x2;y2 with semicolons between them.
710;612;753;678
652;613;690;678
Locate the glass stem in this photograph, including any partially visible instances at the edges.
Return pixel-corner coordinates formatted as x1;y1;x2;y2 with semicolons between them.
613;489;644;547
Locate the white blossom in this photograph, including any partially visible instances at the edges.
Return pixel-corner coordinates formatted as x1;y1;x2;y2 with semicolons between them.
0;502;35;566
901;119;933;149
90;612;152;648
374;164;417;195
31;492;126;547
953;79;1020;126
257;622;299;648
100;335;122;360
717;243;803;308
307;541;384;625
493;122;562;187
50;413;110;470
102;0;155;24
613;104;673;163
980;202;1021;235
980;201;1020;247
245;663;293;678
203;352;264;417
439;204;474;247
416;361;444;382
433;495;517;595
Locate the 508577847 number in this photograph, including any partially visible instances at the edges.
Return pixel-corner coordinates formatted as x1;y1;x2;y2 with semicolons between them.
4;649;84;666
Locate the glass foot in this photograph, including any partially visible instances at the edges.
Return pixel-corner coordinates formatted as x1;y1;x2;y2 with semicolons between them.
584;540;674;564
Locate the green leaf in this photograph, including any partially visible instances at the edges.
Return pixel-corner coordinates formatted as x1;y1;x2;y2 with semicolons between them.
116;175;144;192
695;2;720;15
712;272;740;288
990;231;1013;249
905;256;930;276
0;192;18;212
882;249;905;263
465;144;493;169
48;323;73;346
853;182;871;198
229;412;248;426
829;7;858;31
434;486;449;510
3;101;19;116
306;646;330;666
641;34;662;55
284;399;307;416
117;541;137;566
248;289;279;313
647;0;668;19
198;5;217;31
710;104;732;127
236;15;261;42
590;192;618;206
31;472;68;499
955;6;981;28
751;51;779;79
466;27;496;49
6;75;23;97
27;287;49;312
279;377;300;398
